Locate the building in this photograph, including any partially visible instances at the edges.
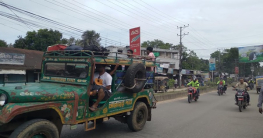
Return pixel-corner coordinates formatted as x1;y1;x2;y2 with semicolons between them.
0;47;43;84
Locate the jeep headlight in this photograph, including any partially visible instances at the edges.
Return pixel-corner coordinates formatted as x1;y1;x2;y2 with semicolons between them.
0;94;7;106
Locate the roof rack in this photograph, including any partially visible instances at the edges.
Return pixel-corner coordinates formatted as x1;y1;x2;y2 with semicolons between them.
44;50;94;57
43;50;156;66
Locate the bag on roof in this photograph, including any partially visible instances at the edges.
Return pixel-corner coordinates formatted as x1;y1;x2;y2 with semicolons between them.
64;45;83;50
83;45;109;56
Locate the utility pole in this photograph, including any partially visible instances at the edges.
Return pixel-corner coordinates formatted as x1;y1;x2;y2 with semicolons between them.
234;59;238;81
177;24;189;88
251;63;254;80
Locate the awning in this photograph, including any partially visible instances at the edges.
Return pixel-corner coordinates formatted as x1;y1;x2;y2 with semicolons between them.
0;69;26;74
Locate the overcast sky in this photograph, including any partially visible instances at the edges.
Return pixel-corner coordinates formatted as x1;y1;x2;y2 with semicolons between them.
1;0;263;59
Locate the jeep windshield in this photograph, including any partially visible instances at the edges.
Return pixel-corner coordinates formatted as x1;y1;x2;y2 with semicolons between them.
44;62;89;79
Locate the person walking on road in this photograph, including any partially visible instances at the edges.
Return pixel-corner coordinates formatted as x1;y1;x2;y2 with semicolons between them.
258;86;263;114
174;79;178;89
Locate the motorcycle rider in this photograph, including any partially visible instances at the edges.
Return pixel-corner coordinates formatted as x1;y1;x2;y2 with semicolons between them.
217;78;226;93
233;78;250;105
257;86;263;114
187;77;200;96
248;79;254;89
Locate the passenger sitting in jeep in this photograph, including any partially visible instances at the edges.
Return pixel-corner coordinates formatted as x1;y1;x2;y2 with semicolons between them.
89;64;113;111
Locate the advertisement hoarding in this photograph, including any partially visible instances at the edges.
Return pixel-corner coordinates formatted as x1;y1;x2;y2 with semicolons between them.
129;27;140;55
235;67;239;74
209;63;216;71
156;67;163;73
238;45;263;63
0;52;25;65
209;58;215;64
209;58;216;71
168;68;173;74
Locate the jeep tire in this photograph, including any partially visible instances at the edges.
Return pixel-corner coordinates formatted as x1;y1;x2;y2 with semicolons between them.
124;63;146;93
10;119;59;138
127;102;148;132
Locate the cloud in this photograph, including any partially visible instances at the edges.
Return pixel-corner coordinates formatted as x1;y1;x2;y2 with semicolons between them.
0;0;263;59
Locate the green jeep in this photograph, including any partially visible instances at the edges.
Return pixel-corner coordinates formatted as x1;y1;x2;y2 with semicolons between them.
0;50;157;138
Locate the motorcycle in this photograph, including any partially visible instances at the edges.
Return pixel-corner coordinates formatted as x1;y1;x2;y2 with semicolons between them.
218;85;224;96
187;87;199;103
233;86;249;112
249;82;254;90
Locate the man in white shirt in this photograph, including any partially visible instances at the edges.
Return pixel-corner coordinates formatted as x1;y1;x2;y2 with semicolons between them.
89;64;112;111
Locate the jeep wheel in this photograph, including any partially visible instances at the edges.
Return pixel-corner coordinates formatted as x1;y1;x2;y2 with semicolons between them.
127;102;148;132
124;63;146;93
10;119;59;138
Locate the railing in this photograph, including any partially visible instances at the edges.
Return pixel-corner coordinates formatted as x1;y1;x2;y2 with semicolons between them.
44;50;156;64
44;50;94;57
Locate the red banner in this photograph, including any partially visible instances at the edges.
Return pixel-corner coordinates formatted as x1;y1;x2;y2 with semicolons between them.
129;27;140;55
235;67;239;74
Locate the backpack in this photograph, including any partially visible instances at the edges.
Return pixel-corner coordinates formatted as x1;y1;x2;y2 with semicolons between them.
219;81;223;85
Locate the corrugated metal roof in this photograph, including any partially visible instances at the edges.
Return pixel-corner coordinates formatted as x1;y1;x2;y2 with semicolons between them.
0;47;43;70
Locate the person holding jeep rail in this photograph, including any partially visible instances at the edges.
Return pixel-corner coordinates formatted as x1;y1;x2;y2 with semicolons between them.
88;64;118;111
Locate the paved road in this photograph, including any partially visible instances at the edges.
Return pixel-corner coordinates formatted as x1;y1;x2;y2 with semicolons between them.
61;88;263;138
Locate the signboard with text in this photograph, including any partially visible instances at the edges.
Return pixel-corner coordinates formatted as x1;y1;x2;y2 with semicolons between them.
235;67;239;74
239;45;263;63
209;63;216;71
157;67;163;73
0;52;25;65
168;68;173;74
129;27;141;55
209;58;216;71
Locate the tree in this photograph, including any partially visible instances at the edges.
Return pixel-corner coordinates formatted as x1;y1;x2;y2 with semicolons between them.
80;30;101;47
66;37;81;45
141;39;173;49
13;29;65;51
0;39;7;47
179;44;209;71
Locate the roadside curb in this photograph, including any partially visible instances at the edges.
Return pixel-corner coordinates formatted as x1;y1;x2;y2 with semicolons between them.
155;88;217;102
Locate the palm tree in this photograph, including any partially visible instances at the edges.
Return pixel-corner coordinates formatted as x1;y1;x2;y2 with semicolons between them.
80;30;101;47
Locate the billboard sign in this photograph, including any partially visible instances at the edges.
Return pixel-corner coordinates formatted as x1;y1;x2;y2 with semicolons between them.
156;67;163;73
209;58;216;71
238;45;263;63
235;67;239;74
129;27;140;55
0;52;25;65
168;68;173;74
181;69;186;74
209;58;215;64
209;63;216;71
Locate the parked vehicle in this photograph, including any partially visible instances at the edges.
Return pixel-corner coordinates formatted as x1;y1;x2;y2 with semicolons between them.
153;76;169;93
187;87;199;103
233;86;249;112
256;76;263;93
218;85;224;96
0;50;157;137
